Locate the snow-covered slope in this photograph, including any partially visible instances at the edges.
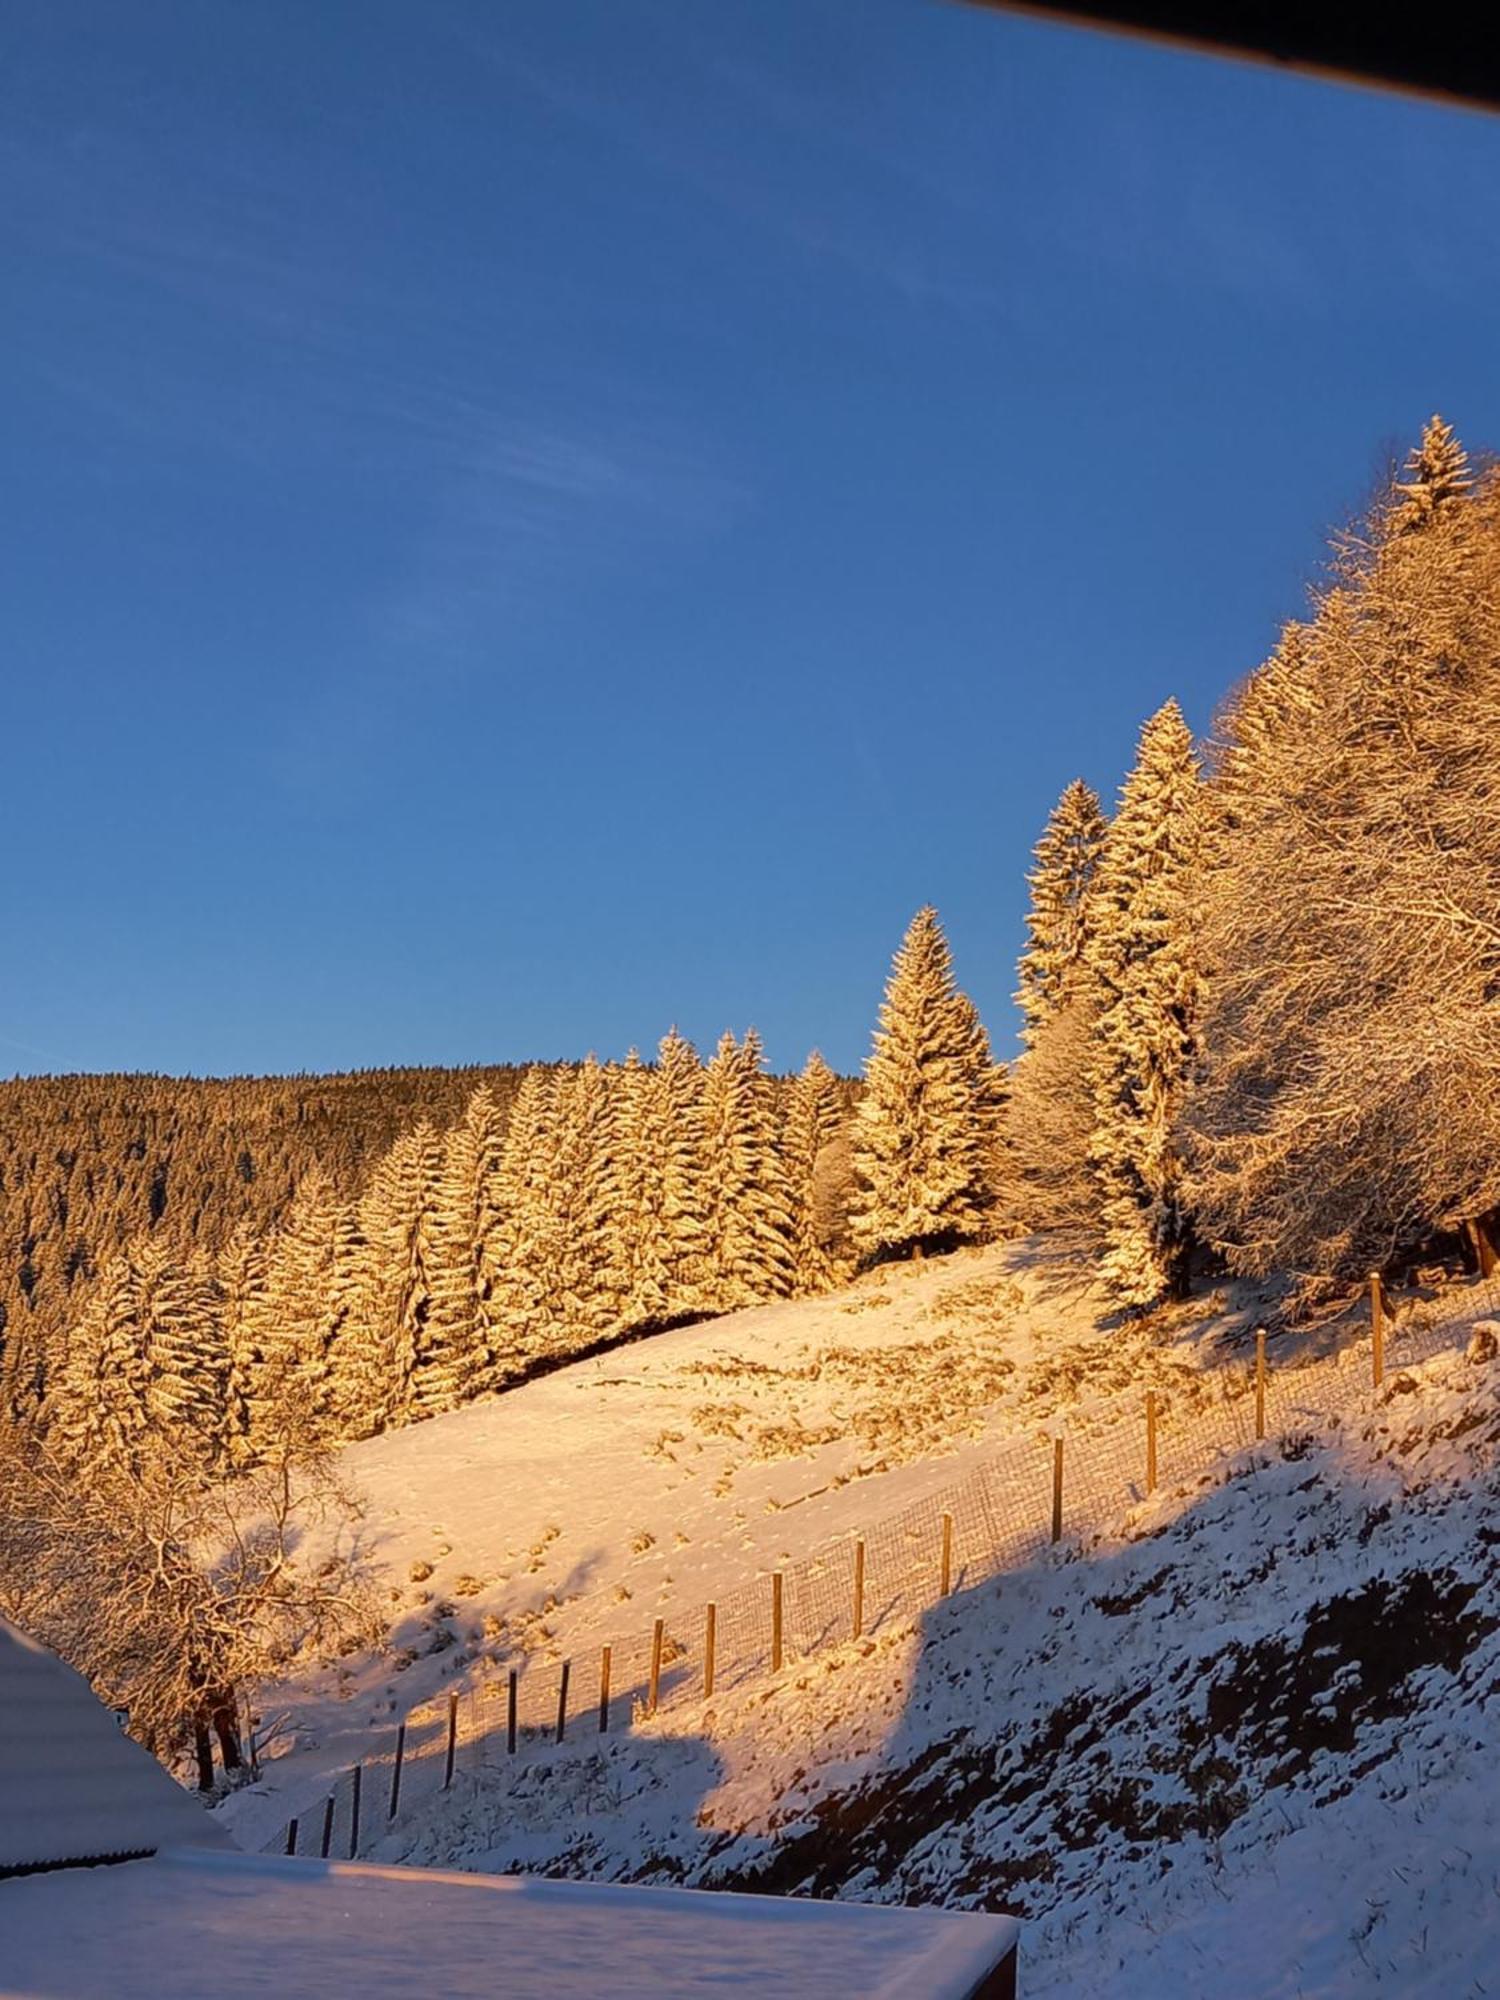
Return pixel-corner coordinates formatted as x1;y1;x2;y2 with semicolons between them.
222;1238;1277;1848
218;1241;1500;1995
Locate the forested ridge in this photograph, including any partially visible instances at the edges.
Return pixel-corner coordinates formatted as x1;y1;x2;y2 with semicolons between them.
0;1064;534;1413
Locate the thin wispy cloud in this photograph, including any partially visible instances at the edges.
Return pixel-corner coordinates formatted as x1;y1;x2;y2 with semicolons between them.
450;24;1010;316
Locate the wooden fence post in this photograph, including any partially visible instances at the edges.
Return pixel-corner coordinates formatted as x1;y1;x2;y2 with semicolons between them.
1370;1270;1385;1389
349;1764;362;1860
555;1661;570;1744
771;1572;784;1673
319;1792;335;1859
284;1817;299;1858
649;1618;664;1716
853;1538;865;1641
444;1692;459;1790
1050;1436;1064;1545
703;1605;716;1701
598;1645;612;1734
388;1723;406;1820
940;1511;954;1597
1145;1390;1158;1497
1255;1329;1267;1442
1478;1219;1499;1280
507;1669;518;1756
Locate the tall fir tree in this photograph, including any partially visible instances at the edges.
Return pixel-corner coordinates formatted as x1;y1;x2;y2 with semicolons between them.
217;1224;271;1466
783;1050;847;1294
701;1030;796;1309
253;1163;342;1446
46;1248;153;1470
426;1086;507;1413
1087;700;1204;1307
341;1123;443;1433
1185;417;1500;1277
654;1028;714;1313
852;908;999;1261
47;1241;225;1473
541;1057;627;1358
489;1067;563;1377
952;991;1009;1215
613;1050;675;1330
1015;779;1107;1047
142;1247;226;1468
1392;412;1472;532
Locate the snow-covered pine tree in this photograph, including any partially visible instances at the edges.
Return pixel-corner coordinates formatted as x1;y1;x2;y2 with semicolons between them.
1016;779;1107;1048
783;1050;847;1294
851;908;999;1262
251;1163;342;1449
379;1121;445;1423
953;991;1009;1219
46;1241;226;1473
1005;784;1111;1233
44;1248;153;1469
538;1056;626;1360
654;1028;714;1314
323;1199;373;1433
489;1067;562;1380
1185;417;1500;1278
337;1124;443;1435
998;990;1100;1233
425;1086;507;1414
217;1225;270;1465
701;1030;796;1309
613;1050;674;1330
142;1247;227;1469
1392;412;1472;532
1087;700;1204;1307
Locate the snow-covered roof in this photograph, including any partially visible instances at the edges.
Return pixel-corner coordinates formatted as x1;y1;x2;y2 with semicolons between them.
0;1617;231;1873
0;1848;1021;1997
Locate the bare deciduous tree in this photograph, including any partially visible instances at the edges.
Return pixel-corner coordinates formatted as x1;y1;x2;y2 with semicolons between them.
0;1426;378;1792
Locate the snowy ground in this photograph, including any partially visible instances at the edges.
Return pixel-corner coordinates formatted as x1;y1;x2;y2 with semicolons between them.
215;1240;1500;1997
224;1237;1263;1853
376;1338;1500;1997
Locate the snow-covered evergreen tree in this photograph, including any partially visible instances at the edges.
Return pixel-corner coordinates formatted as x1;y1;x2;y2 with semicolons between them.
783;1050;847;1294
217;1224;270;1465
1016;779;1107;1047
426;1086;507;1412
654;1028;713;1313
1185;417;1500;1277
613;1050;675;1330
952;991;1008;1216
338;1123;443;1433
1087;700;1204;1307
701;1029;796;1309
851;908;998;1261
323;1200;372;1432
47;1241;225;1473
544;1057;627;1357
45;1249;153;1470
489;1067;562;1378
1392;412;1472;532
141;1248;226;1467
253;1164;342;1445
999;992;1100;1233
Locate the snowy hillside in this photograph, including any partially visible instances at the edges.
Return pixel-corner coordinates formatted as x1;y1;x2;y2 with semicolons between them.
219;1238;1144;1848
377;1339;1500;1997
216;1238;1500;1995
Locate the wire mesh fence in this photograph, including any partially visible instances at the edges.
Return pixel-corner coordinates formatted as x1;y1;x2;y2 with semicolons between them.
267;1270;1500;1858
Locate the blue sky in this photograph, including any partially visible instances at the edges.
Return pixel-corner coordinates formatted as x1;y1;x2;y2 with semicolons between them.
4;1;1500;1079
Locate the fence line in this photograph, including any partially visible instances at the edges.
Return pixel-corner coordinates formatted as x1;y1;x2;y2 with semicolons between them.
267;1270;1500;1858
